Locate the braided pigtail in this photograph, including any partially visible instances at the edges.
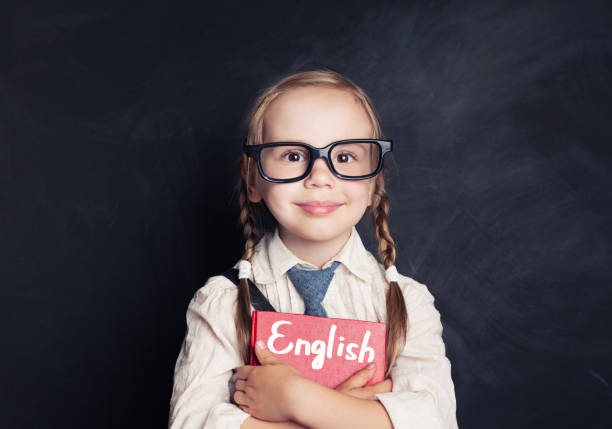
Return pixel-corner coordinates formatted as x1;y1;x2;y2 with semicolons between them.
371;176;408;377
235;155;261;363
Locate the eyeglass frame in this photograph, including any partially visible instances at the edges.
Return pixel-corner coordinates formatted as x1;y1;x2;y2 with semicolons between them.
243;138;393;183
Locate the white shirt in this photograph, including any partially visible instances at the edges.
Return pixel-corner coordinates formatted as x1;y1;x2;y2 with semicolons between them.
169;227;458;429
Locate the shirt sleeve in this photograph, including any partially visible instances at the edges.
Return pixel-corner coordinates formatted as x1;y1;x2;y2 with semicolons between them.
169;277;251;429
375;278;458;429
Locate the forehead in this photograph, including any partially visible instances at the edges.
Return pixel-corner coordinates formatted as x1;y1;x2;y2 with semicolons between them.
262;86;373;144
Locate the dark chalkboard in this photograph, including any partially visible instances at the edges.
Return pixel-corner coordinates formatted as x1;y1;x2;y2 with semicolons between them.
3;1;612;428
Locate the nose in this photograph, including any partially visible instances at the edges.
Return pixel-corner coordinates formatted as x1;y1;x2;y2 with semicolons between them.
304;158;335;188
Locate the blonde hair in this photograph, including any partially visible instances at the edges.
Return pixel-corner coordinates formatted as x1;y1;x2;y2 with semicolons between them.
236;69;407;376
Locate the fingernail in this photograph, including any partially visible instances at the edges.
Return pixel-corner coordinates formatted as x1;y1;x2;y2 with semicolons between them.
256;340;266;350
367;363;375;369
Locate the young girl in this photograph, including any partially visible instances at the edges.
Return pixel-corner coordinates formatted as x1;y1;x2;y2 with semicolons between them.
169;70;458;428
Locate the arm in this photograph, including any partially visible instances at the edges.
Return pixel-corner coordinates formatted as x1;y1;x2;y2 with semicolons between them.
169;278;252;429
288;377;394;429
374;279;459;429
235;342;393;429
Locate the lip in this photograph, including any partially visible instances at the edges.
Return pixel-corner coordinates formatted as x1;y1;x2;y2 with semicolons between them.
294;201;344;215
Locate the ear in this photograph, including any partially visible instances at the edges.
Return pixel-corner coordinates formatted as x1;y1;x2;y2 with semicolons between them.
248;186;262;203
246;175;263;203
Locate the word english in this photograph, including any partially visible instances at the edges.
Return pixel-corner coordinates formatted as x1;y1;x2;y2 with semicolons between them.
267;320;375;370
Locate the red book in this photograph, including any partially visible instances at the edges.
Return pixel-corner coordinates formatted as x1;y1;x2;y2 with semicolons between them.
250;311;386;389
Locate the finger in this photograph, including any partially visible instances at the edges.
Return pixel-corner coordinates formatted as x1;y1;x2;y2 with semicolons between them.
235;379;247;392
379;378;393;392
233;390;249;407
254;339;281;365
358;378;393;399
337;363;376;390
235;365;254;380
367;378;392;391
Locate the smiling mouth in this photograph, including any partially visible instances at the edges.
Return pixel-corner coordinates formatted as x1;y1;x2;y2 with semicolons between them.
294;201;344;215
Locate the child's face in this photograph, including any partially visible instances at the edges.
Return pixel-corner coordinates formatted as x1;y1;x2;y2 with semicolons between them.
248;86;376;249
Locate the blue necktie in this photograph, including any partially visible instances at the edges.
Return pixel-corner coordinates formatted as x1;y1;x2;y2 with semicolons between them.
287;261;341;317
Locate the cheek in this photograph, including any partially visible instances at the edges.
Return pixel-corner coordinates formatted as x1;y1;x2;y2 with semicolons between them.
259;182;297;211
345;182;373;206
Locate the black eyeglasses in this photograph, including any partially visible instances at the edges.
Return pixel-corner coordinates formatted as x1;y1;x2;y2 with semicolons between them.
243;139;393;183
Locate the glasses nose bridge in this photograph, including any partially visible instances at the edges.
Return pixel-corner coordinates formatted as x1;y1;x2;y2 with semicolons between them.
309;145;334;172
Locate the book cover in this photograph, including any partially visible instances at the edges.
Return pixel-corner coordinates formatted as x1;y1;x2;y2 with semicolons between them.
250;310;386;389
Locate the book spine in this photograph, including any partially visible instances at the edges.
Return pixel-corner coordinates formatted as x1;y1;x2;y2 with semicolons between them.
249;310;258;365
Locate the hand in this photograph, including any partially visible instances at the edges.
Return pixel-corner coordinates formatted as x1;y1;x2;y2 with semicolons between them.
335;363;393;400
233;340;303;422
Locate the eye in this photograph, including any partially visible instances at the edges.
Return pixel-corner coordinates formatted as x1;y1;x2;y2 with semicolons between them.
281;150;307;162
335;152;356;163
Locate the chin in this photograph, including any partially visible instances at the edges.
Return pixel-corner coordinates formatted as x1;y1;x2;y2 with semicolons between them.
291;224;352;243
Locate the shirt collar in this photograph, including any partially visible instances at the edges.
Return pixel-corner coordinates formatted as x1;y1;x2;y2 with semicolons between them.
251;226;372;284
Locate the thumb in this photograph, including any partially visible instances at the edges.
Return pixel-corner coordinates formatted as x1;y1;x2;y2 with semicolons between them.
358;378;393;400
254;340;280;365
337;363;376;390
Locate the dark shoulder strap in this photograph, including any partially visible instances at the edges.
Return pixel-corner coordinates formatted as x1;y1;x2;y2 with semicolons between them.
220;268;276;312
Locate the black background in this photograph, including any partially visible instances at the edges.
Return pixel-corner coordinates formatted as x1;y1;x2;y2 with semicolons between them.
3;1;612;428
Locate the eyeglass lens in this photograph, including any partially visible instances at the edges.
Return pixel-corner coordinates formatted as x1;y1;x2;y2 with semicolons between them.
259;142;381;180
